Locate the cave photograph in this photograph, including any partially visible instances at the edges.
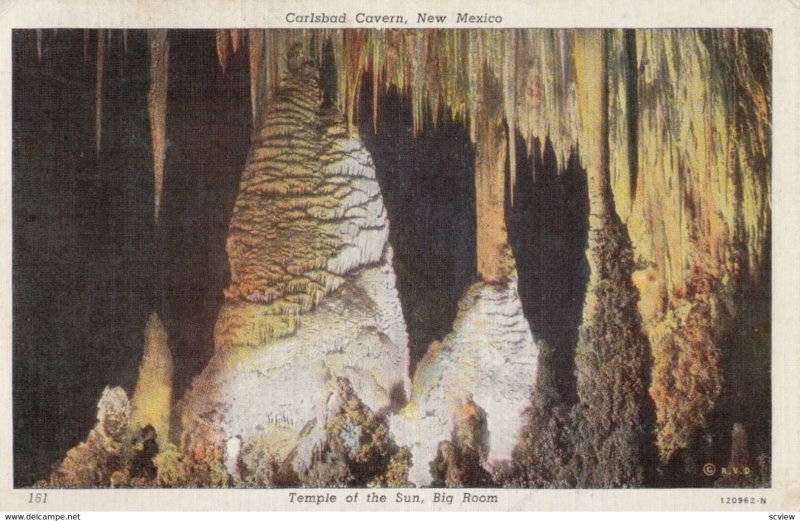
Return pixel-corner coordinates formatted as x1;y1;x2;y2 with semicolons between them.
12;28;771;489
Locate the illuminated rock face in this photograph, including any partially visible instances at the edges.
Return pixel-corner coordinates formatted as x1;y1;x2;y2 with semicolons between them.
392;254;539;486
223;73;389;307
130;313;173;445
179;72;409;471
606;30;771;319
178;70;539;484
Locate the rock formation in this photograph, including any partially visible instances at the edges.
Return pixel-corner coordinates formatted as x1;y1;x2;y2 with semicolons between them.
177;62;410;480
19;28;771;488
46;387;134;487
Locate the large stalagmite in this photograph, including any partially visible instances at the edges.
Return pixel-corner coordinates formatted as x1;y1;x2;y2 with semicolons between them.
25;28;771;488
178;60;409;476
391;249;539;486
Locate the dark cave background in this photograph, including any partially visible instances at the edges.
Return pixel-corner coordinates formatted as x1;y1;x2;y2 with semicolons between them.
13;29;251;486
356;77;478;373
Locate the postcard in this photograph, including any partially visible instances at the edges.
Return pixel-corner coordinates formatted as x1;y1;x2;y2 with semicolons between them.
1;0;798;512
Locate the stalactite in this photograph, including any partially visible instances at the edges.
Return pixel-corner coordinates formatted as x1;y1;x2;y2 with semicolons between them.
147;29;169;224
607;30;636;224
35;29;42;61
248;29;265;125
412;31;424;135
230;29;240;54
425;32;441;127
623;30;639;211
216;29;229;73
123;29;128;54
262;29;294;98
95;29;105;157
511;31;577;173
343;30;367;134
502;30;517;202
371;56;379;133
331;31;346;114
267;31;277;100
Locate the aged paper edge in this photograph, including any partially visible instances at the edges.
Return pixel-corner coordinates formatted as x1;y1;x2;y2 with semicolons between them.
0;0;798;512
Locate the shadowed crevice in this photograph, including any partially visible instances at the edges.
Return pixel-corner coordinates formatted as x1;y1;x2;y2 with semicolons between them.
358;73;477;374
507;134;590;405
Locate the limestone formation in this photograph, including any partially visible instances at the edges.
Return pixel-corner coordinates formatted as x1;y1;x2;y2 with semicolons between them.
178;64;409;480
130;313;173;445
46;387;133;487
391;249;539;486
24;29;771;489
430;397;494;487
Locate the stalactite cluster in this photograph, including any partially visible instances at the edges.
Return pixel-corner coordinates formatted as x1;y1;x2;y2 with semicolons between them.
31;27;768;294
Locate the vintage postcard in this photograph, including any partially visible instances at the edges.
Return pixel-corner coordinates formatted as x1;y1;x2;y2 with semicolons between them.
1;0;798;513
